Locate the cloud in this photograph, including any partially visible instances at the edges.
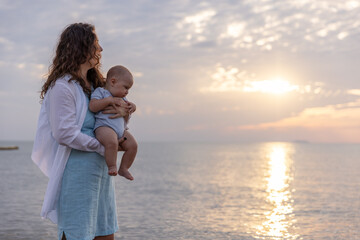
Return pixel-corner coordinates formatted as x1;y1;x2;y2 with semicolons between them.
347;89;360;96
176;9;217;46
0;37;14;51
235;99;360;133
218;0;360;52
209;97;360;142
1;0;360;142
220;22;247;39
179;9;217;34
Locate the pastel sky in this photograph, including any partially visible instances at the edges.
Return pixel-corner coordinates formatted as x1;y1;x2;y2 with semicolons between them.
1;0;360;143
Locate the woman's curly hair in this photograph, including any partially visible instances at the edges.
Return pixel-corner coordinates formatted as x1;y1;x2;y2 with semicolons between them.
40;23;104;99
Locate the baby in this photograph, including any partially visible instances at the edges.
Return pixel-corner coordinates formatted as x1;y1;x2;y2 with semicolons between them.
89;65;137;180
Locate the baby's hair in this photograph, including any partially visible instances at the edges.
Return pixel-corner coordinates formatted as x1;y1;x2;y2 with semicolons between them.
106;65;133;83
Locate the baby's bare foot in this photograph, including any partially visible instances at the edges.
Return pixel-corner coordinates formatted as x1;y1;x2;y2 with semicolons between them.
118;168;134;181
108;166;118;176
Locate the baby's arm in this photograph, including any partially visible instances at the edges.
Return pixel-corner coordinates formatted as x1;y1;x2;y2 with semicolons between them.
89;97;124;113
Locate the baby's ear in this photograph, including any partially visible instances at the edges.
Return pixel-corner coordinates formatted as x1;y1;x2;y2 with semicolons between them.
111;78;116;85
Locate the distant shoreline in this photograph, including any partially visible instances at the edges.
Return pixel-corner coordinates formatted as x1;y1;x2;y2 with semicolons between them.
0;146;19;150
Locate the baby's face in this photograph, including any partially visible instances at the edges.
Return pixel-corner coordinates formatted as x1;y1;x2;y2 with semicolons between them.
111;77;133;98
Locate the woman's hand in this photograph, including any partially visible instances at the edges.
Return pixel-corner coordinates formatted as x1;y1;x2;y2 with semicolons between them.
110;97;125;108
102;98;130;119
127;101;136;114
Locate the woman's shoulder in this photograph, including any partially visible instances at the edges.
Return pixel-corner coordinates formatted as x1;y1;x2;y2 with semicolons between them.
50;74;77;95
56;74;73;84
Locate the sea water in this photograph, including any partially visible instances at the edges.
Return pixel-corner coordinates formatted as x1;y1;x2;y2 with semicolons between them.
0;141;359;239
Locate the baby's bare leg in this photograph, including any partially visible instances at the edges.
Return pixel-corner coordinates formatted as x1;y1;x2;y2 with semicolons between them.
95;127;119;176
118;130;138;180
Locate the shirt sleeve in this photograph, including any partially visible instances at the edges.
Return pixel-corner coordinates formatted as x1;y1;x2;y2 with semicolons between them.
48;82;105;156
90;87;104;100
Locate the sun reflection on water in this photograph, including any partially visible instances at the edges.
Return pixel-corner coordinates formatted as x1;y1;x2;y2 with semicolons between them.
256;143;298;239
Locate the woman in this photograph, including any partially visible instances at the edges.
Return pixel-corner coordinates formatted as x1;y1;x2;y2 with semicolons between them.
32;23;128;240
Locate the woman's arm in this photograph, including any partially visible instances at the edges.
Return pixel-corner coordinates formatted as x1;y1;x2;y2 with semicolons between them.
48;82;105;155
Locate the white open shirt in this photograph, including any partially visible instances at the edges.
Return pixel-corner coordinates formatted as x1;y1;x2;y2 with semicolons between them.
31;74;105;223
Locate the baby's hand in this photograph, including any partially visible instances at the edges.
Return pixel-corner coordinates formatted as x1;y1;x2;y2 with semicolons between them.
127;101;136;114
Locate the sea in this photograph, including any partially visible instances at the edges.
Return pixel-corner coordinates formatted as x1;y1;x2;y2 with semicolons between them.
0;141;359;240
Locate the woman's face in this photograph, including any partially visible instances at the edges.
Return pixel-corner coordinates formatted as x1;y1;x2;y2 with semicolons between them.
89;36;103;68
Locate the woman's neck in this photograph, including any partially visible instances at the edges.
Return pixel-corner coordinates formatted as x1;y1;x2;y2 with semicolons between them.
78;64;91;87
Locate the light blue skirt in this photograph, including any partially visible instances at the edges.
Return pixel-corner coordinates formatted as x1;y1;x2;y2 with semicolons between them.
57;105;118;240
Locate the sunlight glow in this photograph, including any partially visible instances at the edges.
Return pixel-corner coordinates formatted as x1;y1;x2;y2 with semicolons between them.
267;147;288;191
256;143;298;239
202;65;302;94
243;78;299;94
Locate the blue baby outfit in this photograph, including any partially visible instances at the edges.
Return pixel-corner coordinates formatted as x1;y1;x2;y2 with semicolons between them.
57;95;118;240
91;87;126;138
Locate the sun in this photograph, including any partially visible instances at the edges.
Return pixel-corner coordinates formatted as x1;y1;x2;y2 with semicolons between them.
244;78;299;94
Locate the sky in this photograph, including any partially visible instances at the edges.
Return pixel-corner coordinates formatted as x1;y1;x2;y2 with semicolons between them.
1;0;360;143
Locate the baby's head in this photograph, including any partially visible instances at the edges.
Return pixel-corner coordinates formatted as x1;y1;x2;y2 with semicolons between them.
105;65;133;98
